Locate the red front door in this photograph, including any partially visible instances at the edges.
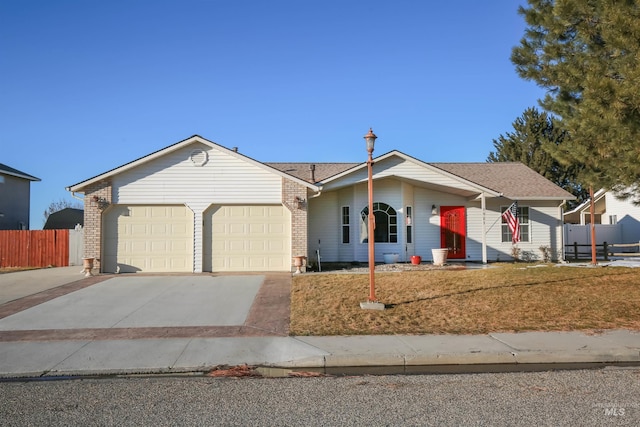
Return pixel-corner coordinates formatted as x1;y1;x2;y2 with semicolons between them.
440;206;466;259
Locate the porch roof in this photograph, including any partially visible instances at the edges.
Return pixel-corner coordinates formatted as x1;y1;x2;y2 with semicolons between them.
432;162;576;200
269;155;575;201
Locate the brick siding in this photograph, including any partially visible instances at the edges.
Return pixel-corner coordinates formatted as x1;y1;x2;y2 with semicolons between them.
82;180;112;270
282;178;308;270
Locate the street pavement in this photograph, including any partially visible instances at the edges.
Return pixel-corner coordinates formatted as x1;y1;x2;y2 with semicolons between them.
0;265;639;378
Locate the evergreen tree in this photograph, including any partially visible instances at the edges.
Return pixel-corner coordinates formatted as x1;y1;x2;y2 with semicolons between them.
488;107;588;205
512;0;640;202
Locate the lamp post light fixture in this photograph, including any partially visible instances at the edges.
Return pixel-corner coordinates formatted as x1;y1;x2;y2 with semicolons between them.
360;128;385;311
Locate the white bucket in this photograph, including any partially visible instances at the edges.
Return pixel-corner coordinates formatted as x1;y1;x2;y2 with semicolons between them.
383;253;399;264
431;248;448;266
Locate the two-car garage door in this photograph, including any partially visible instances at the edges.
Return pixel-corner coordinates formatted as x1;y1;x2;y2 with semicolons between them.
103;204;290;273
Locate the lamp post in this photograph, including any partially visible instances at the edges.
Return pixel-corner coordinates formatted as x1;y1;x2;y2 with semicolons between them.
361;128;384;310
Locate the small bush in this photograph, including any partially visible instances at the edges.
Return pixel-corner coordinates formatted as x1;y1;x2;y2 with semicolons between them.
539;245;552;262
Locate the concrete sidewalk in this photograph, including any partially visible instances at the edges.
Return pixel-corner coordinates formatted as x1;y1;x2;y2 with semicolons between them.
1;330;638;377
0;267;639;378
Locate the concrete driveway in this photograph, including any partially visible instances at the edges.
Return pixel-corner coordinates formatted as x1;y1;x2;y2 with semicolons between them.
0;268;291;340
0;266;85;305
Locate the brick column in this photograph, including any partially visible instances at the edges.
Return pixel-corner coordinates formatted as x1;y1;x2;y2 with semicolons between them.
283;179;308;271
83;179;112;271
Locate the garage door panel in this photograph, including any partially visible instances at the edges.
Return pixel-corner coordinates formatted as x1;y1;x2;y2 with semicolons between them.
269;223;285;233
229;240;247;251
104;205;193;273
149;224;166;234
269;240;285;251
248;207;263;216
229;224;247;234
249;224;265;234
204;205;290;272
249;240;266;251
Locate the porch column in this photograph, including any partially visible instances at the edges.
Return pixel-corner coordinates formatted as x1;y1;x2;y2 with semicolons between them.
481;192;488;264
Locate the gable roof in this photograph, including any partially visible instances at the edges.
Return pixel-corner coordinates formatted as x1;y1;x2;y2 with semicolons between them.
0;163;40;181
67;135;320;192
270;152;575;200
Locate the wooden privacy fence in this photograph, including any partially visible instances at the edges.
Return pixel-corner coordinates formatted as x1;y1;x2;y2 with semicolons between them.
0;229;69;268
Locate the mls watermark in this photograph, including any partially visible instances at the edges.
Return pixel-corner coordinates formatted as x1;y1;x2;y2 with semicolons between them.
593;402;639;417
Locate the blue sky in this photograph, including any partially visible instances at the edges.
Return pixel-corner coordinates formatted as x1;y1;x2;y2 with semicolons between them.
1;0;543;228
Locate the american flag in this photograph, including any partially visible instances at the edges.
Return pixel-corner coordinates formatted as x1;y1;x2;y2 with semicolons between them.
502;201;520;244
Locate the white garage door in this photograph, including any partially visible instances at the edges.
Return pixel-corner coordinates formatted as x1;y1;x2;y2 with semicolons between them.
103;205;193;273
204;205;290;272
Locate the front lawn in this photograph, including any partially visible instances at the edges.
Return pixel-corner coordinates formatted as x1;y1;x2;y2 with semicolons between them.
290;264;640;335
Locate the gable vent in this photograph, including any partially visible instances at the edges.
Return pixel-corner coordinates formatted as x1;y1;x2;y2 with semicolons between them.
190;149;208;166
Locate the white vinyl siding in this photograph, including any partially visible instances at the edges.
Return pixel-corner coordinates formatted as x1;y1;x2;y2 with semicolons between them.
481;200;562;262
113;143;282;205
309;179;405;263
322;156;482;195
307;192;339;263
310;184;564;263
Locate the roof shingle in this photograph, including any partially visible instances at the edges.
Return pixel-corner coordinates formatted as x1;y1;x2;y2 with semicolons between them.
266;162;359;183
430;162;575;199
268;159;575;199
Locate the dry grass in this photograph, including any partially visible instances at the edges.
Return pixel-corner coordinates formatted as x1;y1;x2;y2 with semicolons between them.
290;264;640;335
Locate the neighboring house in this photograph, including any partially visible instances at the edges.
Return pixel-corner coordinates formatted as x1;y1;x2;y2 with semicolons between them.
0;163;40;230
67;135;575;273
564;189;640;245
43;208;84;230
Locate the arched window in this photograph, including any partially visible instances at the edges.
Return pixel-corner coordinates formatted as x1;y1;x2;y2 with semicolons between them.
360;202;398;243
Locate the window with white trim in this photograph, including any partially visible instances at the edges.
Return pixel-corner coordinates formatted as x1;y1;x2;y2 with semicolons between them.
406;206;413;244
360;202;398;243
501;205;530;242
341;206;350;244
